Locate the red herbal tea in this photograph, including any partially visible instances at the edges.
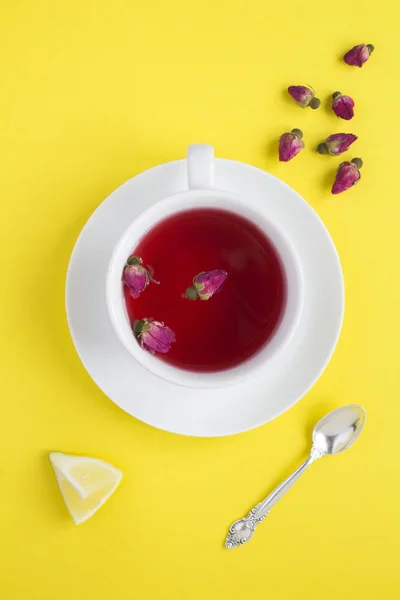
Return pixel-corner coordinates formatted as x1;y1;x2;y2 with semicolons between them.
124;208;287;372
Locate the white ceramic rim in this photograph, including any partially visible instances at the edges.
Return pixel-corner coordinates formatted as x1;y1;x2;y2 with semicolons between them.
106;189;304;388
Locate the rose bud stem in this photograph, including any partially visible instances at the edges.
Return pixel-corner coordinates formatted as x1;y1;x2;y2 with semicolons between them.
309;97;321;109
351;158;363;169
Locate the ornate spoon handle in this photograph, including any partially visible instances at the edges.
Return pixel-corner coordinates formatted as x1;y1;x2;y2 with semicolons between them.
253;447;324;520
226;446;325;548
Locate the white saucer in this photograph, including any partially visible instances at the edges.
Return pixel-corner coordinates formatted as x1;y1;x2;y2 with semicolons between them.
66;159;344;437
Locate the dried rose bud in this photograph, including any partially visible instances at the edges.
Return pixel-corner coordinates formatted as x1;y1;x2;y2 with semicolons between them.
332;92;355;120
133;319;176;354
122;255;159;299
331;158;363;195
278;129;304;162
185;269;228;300
317;133;358;156
344;44;374;67
287;85;321;109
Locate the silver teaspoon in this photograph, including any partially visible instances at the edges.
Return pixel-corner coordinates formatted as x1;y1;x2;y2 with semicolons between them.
225;404;366;549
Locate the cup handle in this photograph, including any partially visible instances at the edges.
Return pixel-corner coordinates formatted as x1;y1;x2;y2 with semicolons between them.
187;144;214;190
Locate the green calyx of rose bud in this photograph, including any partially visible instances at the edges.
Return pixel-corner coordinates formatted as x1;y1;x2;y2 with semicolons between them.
309;97;321;109
332;91;341;100
193;281;213;300
351;158;363;169
367;44;374;53
291;128;303;138
185;285;199;300
127;255;142;266
198;292;212;300
317;143;329;154
132;319;145;335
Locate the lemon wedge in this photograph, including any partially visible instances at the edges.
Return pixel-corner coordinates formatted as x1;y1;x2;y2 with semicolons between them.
49;452;122;524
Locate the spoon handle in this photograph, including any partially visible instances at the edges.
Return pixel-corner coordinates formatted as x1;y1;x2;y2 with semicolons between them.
252;446;324;521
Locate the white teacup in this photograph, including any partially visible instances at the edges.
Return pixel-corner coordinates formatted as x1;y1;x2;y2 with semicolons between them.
106;145;303;388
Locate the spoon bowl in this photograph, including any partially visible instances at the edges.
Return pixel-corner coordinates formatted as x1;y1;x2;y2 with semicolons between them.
313;405;366;455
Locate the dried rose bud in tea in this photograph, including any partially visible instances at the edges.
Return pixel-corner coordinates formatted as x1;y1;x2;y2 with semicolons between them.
185;269;228;300
122;255;159;299
133;319;176;354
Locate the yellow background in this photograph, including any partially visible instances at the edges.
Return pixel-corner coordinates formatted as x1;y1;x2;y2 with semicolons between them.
1;1;400;598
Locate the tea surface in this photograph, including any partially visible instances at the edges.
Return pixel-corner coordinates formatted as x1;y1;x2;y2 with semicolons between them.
125;208;286;372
